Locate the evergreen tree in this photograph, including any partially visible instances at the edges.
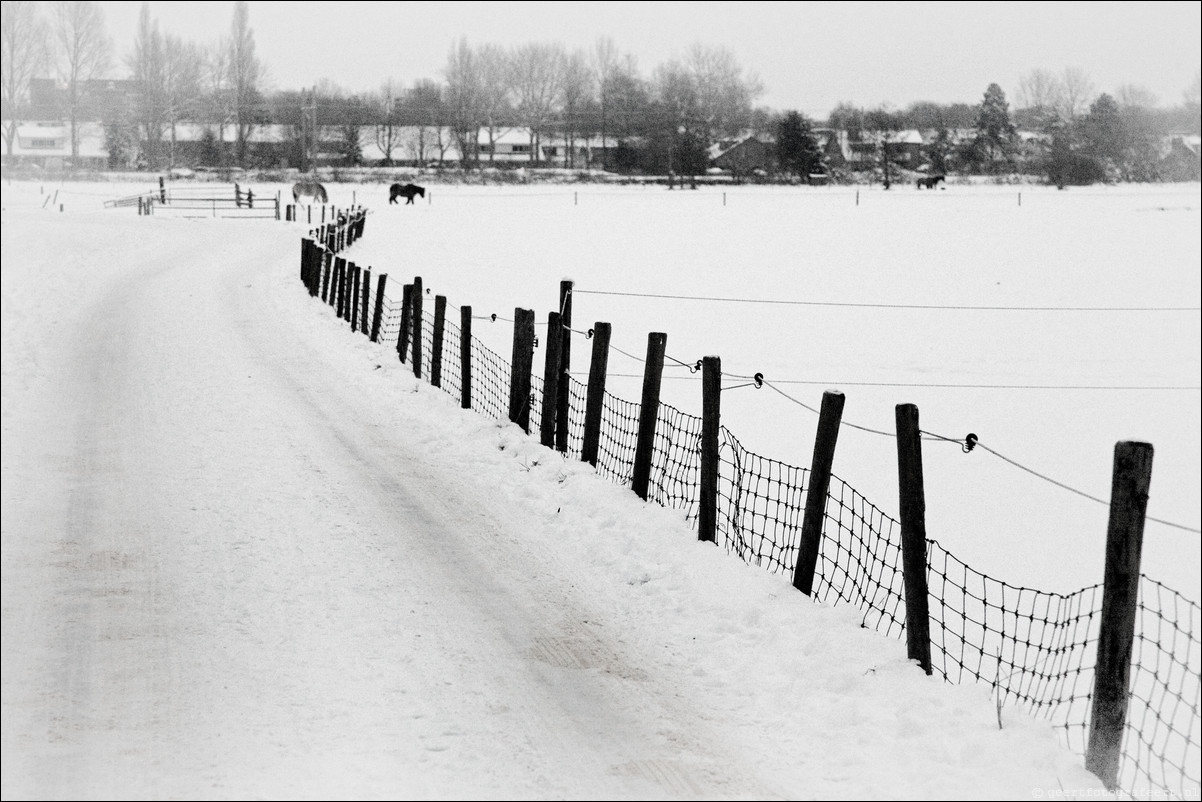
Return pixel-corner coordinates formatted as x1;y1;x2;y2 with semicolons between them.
776;110;823;181
975;82;1016;170
103;112;136;168
1081;93;1125;170
198;127;221;166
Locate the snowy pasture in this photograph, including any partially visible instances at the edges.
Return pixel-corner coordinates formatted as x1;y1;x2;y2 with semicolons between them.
336;180;1202;596
2;176;1198;800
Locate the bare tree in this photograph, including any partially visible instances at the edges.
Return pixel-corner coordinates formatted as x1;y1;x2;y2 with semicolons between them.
51;0;109;159
227;0;261;167
476;42;512;164
653;58;699;133
375;77;402;165
590;36;619;166
1017;67;1064;131
1186;71;1201;107
559;48;592;167
1059;66;1095;121
404;78;444;164
127;2;166;168
2;0;49;157
443;37;483;167
603;52;646;142
510;41;564;162
201;38;231;164
685;43;762;142
1116;84;1157;109
162;32;201;166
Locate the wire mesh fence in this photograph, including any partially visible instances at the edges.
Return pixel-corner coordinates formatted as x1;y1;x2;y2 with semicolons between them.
300;219;1200;800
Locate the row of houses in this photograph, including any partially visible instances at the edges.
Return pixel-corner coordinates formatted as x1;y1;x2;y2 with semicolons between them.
709;127;1202;178
1;120;616;171
4;118;1200;179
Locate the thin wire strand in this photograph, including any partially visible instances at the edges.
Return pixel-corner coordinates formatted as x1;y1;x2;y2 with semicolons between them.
573;288;1201;312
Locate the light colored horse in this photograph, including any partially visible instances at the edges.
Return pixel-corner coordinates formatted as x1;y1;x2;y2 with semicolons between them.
292;180;328;204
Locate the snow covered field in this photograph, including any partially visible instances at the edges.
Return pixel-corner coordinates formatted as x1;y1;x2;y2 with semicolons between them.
344;180;1202;596
2;176;1198;800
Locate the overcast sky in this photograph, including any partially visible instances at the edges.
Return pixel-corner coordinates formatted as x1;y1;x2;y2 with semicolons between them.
91;1;1201;119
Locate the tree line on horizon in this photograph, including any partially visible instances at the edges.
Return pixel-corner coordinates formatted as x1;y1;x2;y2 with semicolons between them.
3;0;1200;183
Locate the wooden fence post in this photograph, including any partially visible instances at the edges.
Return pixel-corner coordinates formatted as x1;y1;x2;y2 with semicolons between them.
320;252;332;303
699;355;721;543
349;264;360;330
308;241;321;297
300;238;311;289
631;332;667;501
431;295;446;388
306;240;319;295
335;257;348;319
370;274;387;343
508;308;535;433
793;390;846;595
1086;441;1153;791
411;276;424;378
581;322;611;467
360;267;371;335
327;254;337;308
895;403;933;675
460;305;473;410
398;283;412;362
555;280;574;453
539;311;562;448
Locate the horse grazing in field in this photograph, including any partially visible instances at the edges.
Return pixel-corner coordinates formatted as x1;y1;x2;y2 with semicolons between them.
916;174;945;190
390;183;425;205
292;180;328;204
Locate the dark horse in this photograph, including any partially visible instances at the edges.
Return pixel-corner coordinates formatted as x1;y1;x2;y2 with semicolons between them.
390;183;426;205
916;174;946;190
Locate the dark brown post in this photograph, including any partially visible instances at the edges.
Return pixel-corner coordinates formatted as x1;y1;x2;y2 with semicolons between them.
1086;441;1153;791
312;246;322;298
335;257;348;319
411;276;424;378
159;175;166;203
360;268;371;335
320;252;332;303
460;305;473;410
699;355;721;543
299;238;309;286
431;295;447;388
555;280;573;452
581;322;611;467
539;311;562;448
895;403;933;676
631;332;667;500
793;391;846;595
508;308;535;433
349;264;360;330
370;274;387;343
398;283;412;362
326;253;336;307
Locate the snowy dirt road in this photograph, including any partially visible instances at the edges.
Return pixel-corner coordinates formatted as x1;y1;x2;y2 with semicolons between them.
3;194;1116;801
1;215;780;800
